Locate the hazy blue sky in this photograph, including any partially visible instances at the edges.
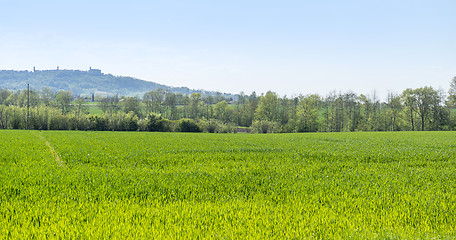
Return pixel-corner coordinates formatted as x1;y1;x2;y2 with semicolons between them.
1;0;455;98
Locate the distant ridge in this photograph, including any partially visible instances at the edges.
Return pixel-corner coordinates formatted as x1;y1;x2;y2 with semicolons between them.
0;68;235;98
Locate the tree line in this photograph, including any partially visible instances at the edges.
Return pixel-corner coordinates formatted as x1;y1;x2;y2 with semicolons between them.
1;78;456;133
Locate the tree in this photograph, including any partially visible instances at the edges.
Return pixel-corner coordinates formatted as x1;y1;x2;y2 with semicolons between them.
123;112;139;131
99;95;121;115
189;93;202;119
255;91;280;122
16;89;40;108
8;105;25;129
178;119;201;132
215;92;225;103
40;87;55;106
179;94;190;118
164;92;177;120
213;101;231;123
448;76;456;107
321;92;335;132
386;92;402;131
234;92;251;127
401;88;417;131
296;94;321;132
74;97;89;128
55;91;73;114
341;92;360;132
324;91;344;132
252;120;280;133
430;89;449;131
0;89;11;105
353;91;385;131
123;96;142;117
144;113;170;132
243;91;259;126
0;105;10;129
279;96;292;126
143;89;166;114
414;86;440;131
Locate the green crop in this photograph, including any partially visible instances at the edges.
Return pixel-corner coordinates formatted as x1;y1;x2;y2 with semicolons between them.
0;130;455;238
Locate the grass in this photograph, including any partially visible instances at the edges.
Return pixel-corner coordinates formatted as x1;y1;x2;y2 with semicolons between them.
82;102;104;115
1;130;455;238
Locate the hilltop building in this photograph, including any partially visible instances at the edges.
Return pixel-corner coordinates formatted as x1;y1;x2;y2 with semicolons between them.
89;67;102;75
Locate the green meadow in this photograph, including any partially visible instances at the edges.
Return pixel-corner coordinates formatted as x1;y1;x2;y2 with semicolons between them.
1;130;455;238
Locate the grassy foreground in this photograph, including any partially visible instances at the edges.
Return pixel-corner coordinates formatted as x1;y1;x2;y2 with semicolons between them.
1;130;456;238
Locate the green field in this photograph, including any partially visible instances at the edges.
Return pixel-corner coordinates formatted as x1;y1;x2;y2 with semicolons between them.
84;102;104;115
1;131;456;238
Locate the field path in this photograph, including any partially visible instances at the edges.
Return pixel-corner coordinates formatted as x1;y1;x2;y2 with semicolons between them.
36;131;66;168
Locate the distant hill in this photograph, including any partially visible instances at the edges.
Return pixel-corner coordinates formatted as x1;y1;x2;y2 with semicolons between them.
0;68;234;98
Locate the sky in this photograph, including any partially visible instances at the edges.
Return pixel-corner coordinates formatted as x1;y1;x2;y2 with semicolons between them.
1;0;455;98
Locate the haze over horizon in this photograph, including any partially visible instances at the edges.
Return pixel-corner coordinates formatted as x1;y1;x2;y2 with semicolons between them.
1;1;455;98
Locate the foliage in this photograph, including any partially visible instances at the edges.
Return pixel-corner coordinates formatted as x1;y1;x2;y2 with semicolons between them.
177;118;201;132
99;95;120;114
189;93;203;119
145;113;170;132
255;91;280;122
1;83;456;133
199;118;235;133
54;91;73;114
252;120;280;133
123;97;142;118
199;118;219;133
296;94;321;132
447;76;456;107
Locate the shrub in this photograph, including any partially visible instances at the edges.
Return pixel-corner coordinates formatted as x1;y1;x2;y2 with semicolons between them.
177;119;201;132
199;119;219;133
252;120;280;133
88;115;108;131
145;113;168;132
